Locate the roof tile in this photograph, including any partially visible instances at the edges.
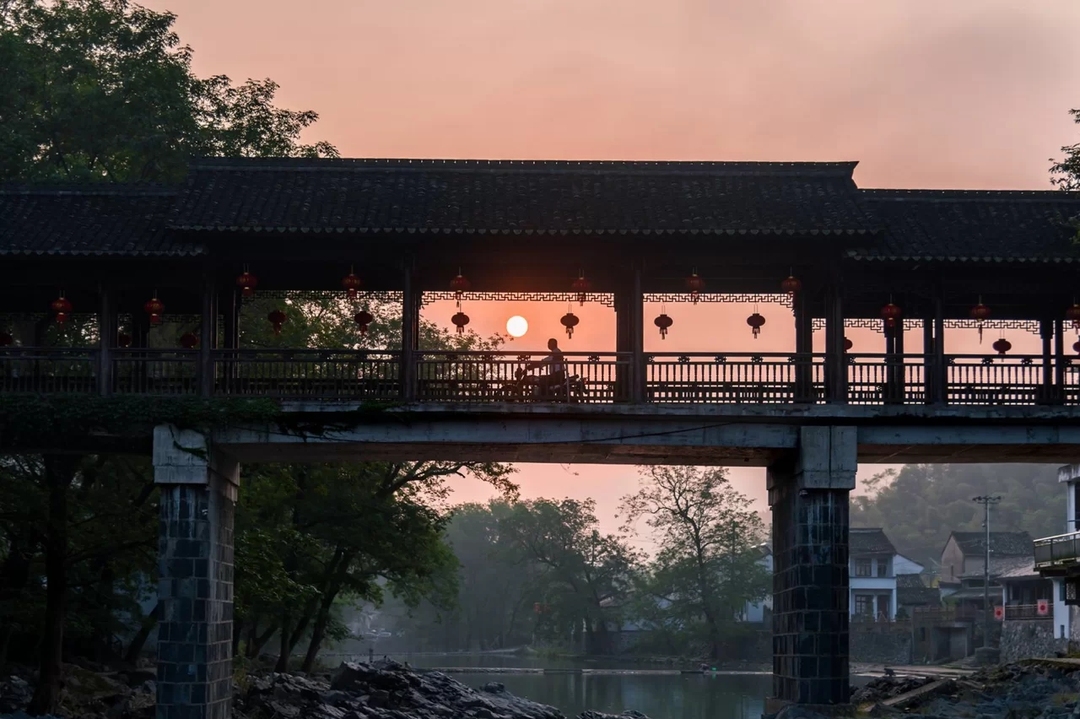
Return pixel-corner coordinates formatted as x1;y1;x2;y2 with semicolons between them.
172;158;874;235
0;186;200;257
852;190;1080;263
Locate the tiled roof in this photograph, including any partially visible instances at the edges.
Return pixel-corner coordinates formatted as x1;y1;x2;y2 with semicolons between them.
950;531;1033;558
850;528;896;556
0;185;201;257
171;158;876;235
994;557;1039;580
851;190;1080;263
897;574;927;588
898;586;940;607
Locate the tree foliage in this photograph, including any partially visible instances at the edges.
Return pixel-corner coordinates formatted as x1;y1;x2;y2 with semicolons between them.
0;0;336;184
851;464;1062;566
619;466;769;659
1051;108;1080;191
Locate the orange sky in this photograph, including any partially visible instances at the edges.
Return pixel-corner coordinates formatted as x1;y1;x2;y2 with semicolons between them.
146;0;1080;544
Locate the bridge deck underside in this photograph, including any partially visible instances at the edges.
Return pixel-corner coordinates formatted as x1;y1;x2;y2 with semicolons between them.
215;403;1080;465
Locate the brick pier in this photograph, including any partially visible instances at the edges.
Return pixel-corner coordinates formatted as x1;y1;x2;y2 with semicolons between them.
154;426;238;719
768;426;856;706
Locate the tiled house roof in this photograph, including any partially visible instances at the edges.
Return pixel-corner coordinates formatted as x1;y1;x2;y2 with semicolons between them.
851;190;1080;263
171;158;876;235
949;531;1033;558
0;186;198;257
850;528;896;556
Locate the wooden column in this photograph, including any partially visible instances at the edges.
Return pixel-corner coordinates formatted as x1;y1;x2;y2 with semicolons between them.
922;318;934;404
631;263;645;403
1041;318;1054;404
198;270;216;397
824;278;846;403
1056;317;1066;403
887;317;905;403
98;287;115;396
932;293;946;404
793;287;813;401
401;260;418;401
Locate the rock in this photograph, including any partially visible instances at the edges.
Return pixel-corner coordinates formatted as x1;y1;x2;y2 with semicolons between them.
775;707;831;719
577;712;652;719
0;675;33;714
480;682;506;694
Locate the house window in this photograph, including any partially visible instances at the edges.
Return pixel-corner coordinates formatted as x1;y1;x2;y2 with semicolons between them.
855;559;872;577
854;595;874;616
877;558;889;577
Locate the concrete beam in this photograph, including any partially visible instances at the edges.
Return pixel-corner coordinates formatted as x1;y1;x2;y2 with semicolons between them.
153;425;238;490
1060;464;1080;483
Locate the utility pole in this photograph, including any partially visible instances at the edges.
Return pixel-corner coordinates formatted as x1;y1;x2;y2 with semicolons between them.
973;495;1002;649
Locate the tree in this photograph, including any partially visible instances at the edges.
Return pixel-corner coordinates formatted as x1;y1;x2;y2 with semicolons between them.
236;460;514;672
1051;108;1080;191
619;466;769;659
502;498;637;654
851;464;1061;566
0;0;336;184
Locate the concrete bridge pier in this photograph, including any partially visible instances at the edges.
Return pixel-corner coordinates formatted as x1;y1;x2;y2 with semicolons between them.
767;426;856;707
153;425;239;719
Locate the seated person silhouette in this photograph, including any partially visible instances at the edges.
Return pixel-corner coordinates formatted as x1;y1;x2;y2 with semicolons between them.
528;338;566;398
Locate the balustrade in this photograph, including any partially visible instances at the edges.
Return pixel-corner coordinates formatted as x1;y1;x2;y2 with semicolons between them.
1034;532;1080;570
0;347;1076;408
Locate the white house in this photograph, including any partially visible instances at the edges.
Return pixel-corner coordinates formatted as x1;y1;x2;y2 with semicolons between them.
742;544;773;624
850;528;921;621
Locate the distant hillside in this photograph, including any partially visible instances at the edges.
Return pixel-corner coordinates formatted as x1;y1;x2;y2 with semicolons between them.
850;464;1061;565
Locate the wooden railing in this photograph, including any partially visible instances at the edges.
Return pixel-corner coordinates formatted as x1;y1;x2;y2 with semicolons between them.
214;349;401;400
415;351;630;403
646;353;824;404
0;347;99;394
112;349;198;395
0;347;1076;408
1003;603;1052;621
1034;532;1080;571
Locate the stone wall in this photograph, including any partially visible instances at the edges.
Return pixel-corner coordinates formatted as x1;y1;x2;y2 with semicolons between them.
850;625;912;665
1001;620;1068;663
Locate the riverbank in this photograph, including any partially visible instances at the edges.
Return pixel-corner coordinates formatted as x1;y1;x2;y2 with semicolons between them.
0;659;655;719
826;659;1080;719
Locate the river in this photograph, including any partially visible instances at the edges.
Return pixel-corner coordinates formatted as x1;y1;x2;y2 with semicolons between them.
391;654;772;719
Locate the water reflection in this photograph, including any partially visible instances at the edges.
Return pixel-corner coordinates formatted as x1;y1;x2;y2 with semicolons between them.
402;659;769;719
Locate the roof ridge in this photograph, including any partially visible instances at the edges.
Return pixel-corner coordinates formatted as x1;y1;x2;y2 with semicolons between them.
187;156;861;176
862;188;1080;200
0;183;177;196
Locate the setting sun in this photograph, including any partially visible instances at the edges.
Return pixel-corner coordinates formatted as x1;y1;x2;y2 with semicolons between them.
506;315;528;338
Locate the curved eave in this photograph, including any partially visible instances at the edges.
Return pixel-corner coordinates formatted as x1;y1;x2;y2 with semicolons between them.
172;226;878;237
0;248;206;257
847;253;1079;264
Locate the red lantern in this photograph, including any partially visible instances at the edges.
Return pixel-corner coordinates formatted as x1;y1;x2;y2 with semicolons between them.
561;311;580;339
450;271;471;302
1067;304;1080;333
992;337;1012;356
747;312;766;339
844;337;853;352
880;302;902;330
685;271;705;304
236;270;258;298
51;294;72;324
268;309;287;335
451;311;470;334
179;332;199;349
144;296;165;326
354;310;374;335
341;269;362;300
117;331;132;348
0;331;12;347
571;273;592;306
1074;340;1080;355
970;300;991;343
780;275;802;296
654;313;673;340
